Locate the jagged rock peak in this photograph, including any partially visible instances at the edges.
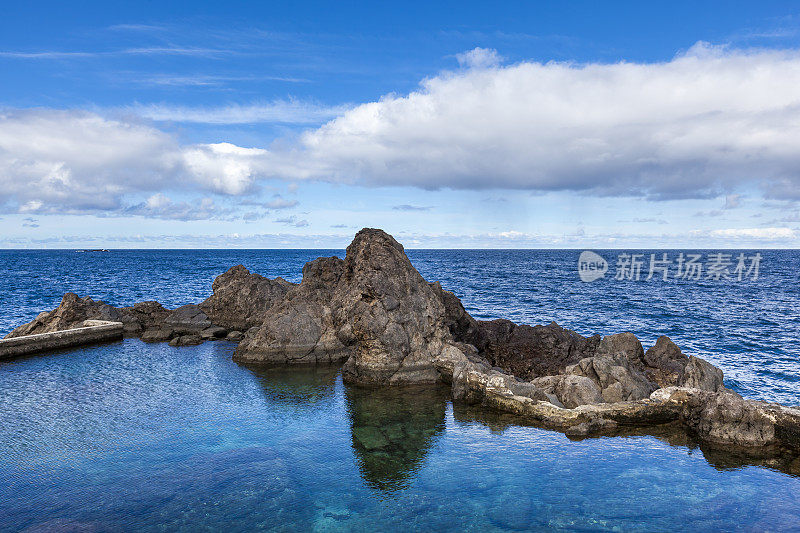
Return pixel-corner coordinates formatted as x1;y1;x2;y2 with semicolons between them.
346;228;405;257
334;227;457;385
200;264;293;330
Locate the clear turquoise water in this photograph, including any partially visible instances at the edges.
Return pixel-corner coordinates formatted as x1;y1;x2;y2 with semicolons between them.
1;249;800;531
1;339;799;532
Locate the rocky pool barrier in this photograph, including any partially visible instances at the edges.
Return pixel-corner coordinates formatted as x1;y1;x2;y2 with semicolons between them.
4;228;799;459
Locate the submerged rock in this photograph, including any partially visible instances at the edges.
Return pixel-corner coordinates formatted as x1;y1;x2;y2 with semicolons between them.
345;384;447;491
141;328;174;343
169;334;203;347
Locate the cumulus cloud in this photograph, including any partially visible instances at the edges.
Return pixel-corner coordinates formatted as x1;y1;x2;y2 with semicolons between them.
279;43;800;199
8;42;800;219
0;110;278;214
181;142;266;195
455;47;503;69
0;109;181;213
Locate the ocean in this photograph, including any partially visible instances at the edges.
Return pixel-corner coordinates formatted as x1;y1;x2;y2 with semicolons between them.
1;249;799;531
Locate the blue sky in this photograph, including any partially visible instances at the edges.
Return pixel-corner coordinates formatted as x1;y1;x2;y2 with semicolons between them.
3;1;800;248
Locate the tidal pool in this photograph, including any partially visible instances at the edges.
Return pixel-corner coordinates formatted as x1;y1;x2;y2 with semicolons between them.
1;338;799;532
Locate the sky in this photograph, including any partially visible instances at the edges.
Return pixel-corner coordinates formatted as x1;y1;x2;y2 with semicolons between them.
3;1;800;248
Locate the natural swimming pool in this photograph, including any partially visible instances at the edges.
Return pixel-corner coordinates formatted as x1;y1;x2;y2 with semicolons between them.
2;338;798;532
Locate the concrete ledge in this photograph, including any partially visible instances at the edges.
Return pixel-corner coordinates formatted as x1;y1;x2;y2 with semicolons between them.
0;320;124;360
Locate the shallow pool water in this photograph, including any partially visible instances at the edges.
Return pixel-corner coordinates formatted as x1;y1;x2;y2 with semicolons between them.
1;339;799;532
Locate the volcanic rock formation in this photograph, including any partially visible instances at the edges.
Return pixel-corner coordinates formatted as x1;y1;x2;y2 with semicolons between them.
5;228;799;456
200;264;293;331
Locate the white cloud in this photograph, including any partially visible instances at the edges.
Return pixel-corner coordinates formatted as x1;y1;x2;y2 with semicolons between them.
392;204;432;211
182;142;266;195
279;43;800;199
262;196;299;209
8;42;800;220
455;47;503;69
0;46;232;59
0;109;181;212
0;110;289;214
274;215;309;227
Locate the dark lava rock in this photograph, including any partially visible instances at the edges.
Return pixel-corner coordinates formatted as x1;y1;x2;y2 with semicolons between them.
4;293;169;339
225;330;244;341
429;281;484;349
234;256;348;365
532;374;603;408
682;355;725;391
200;326;228;339
471;319;600;380
335;229;460;385
643;335;690;387
235;228;465;385
140;328;175;343
163;304;211;335
566;349;656;403
200;265;293;331
122;301;171;333
169;334;203;347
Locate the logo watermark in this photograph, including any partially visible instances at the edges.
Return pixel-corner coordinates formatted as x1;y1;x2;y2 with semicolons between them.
578;251;609;282
577;251;762;282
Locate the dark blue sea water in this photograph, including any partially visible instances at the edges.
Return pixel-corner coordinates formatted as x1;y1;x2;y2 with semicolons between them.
1;249;799;531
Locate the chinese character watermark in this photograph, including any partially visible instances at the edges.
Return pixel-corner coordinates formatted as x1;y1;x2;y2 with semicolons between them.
578;251;762;282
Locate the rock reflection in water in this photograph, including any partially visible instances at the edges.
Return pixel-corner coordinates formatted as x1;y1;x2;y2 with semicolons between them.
345;384;448;491
244;363;339;410
452;401;800;477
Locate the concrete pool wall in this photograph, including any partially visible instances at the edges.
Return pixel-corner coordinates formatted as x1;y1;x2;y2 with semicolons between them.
0;320;124;360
